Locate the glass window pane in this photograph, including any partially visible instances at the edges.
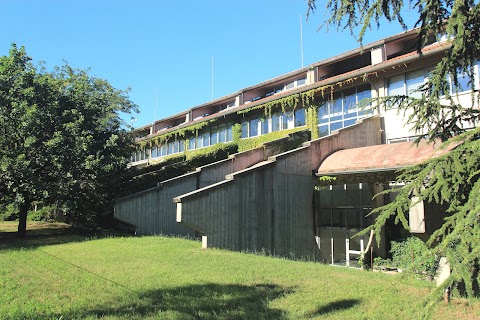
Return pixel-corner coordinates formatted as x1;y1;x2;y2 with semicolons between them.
210;126;218;145
226;124;233;142
357;87;372;116
319;187;332;207
203;132;210;147
332;208;344;227
344;119;356;127
452;69;472;93
329;97;343;122
261;118;269;134
196;135;203;148
346;183;361;206
294;108;306;127
317;104;329;124
320;208;332;227
343;92;357;119
173;141;179;154
189;138;196;150
167;142;174;155
330;121;343;132
179;140;184;152
272;113;280;132
218;124;226;143
332;184;346;206
387;74;406;96
241;121;248;138
285;113;294;129
297;78;306;86
406;69;425;98
319;125;329;137
249;118;259;137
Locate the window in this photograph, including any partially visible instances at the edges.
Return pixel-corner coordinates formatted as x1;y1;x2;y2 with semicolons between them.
318;104;329;124
316;85;372;137
387;74;406;96
297;78;306;86
343;90;357;119
285;81;295;90
451;68;474;94
271;113;281;132
189;137;196;150
249;118;259;137
260;118;269;134
210;126;218;145
226;124;233;142
406;69;425;98
329;97;343;122
151;146;158;158
241;121;248;138
295;108;306;127
218;124;226;143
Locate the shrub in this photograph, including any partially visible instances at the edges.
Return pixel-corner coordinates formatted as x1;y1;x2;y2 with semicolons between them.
374;237;440;279
0;204;18;221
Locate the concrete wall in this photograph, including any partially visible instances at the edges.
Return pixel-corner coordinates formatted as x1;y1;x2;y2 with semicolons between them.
115;130;309;236
175;116;382;260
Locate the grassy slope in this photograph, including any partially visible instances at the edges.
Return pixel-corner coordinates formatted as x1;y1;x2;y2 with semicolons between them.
0;222;479;320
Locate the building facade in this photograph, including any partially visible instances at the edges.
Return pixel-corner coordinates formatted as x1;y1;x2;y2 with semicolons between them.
116;28;478;264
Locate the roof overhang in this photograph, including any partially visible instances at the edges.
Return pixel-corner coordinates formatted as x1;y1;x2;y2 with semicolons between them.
316;140;455;184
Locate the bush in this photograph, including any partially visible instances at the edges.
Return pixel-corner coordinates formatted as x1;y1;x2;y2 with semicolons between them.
0;204;18;221
374;237;440;279
27;205;57;222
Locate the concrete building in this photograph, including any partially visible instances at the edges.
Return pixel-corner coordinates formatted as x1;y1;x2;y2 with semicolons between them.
115;28;478;264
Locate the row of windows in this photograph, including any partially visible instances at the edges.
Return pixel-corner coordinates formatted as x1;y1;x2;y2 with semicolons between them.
131;123;234;163
240;108;306;138
132;84;375;163
387;63;479;99
188;123;233;150
317;85;373;137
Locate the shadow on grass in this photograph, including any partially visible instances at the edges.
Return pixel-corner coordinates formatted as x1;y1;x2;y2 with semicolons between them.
309;299;361;317
0;222;134;251
64;283;291;319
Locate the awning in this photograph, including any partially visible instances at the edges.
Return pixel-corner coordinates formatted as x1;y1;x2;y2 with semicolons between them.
316;140;454;183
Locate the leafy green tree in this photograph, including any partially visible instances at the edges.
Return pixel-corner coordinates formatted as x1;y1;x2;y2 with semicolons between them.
308;0;479;306
0;44;138;237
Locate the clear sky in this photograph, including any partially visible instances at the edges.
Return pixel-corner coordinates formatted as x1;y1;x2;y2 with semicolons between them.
2;0;418;128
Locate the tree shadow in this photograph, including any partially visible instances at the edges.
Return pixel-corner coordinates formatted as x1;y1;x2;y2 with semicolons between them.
309;299;361;317
60;283;292;319
0;223;133;251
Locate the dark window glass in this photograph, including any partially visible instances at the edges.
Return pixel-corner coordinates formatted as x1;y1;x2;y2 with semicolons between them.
249;118;259;136
272;113;281;132
241;121;248;138
294;108;306;127
319;125;329;137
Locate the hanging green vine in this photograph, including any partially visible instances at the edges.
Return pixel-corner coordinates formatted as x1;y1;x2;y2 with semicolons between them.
137;119;217;150
237;127;307;152
232;123;242;142
237;94;300;118
306;107;319;139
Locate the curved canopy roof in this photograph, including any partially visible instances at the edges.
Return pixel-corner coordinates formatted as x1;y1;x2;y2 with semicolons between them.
317;140;455;183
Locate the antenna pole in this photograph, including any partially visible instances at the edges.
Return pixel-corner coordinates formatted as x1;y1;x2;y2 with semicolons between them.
211;56;214;100
300;14;304;68
155;88;158;120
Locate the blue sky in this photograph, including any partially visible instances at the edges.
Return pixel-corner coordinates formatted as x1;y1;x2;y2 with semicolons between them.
2;1;418;128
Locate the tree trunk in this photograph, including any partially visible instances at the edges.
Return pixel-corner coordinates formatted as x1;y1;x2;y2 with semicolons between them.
17;201;29;238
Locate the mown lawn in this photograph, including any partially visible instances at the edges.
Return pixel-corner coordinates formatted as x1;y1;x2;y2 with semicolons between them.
0;222;479;319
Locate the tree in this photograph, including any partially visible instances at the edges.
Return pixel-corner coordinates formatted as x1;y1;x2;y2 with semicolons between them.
0;44;138;237
308;0;480;307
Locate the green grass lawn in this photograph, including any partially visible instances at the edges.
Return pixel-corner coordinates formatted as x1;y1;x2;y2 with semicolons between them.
1;222;479;319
